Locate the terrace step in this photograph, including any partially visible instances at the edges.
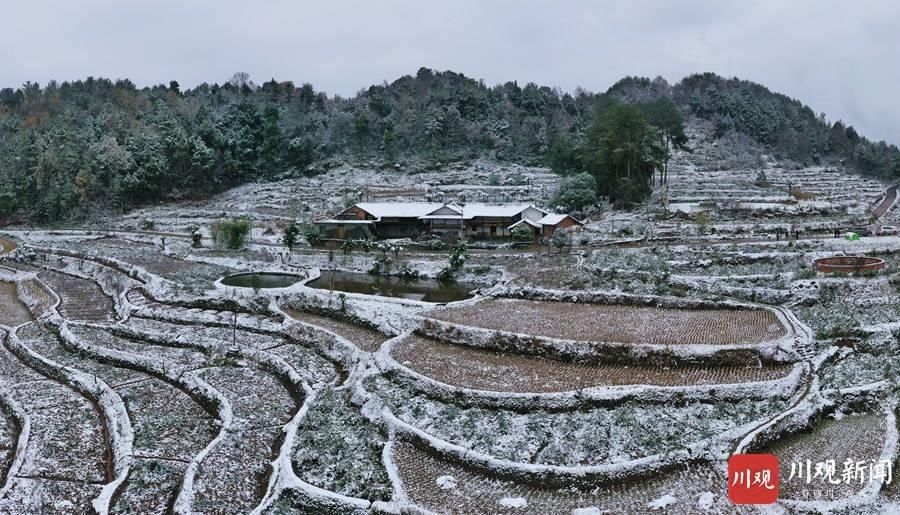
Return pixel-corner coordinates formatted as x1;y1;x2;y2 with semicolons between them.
391;438;751;514
0;332;108;513
190;366;298;513
34;269;116;323
74;320;307;513
282;308;388;353
764;412;887;503
0;281;33;327
391;334;796;393
24;323;221;513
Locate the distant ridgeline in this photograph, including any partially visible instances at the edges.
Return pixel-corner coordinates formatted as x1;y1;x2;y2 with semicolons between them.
0;68;897;222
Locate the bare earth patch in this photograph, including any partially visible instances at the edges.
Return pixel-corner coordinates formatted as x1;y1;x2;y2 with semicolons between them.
36;269;116;323
392;334;794;392
427;298;786;345
0;281;33;327
283;308;388;352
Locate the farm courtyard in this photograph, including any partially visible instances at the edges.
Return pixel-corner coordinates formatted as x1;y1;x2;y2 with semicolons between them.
0;150;899;514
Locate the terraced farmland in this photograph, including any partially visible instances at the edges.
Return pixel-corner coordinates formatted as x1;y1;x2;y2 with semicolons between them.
764;412;888;502
0;282;32;327
392;334;794;392
426;298;788;345
392;439;751;514
283;308;389;352
0;160;894;515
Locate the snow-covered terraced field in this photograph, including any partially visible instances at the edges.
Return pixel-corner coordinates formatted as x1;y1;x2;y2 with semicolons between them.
426;297;787;346
392;438;751;514
764;412;888;502
0;154;897;513
0;329;109;514
283;308;389;353
14;265;116;323
0;282;32;327
391;333;794;392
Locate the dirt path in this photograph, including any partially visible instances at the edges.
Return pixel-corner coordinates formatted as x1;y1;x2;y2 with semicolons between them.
873;184;899;219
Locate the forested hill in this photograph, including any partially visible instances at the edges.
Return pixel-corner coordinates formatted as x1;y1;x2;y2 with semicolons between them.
0;68;897;223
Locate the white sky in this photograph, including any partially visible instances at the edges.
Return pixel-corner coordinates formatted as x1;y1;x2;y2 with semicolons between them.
3;0;899;143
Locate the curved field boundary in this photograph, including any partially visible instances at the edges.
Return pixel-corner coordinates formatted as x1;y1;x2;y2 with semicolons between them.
352;373;775;488
105;323;313;394
0;268;61;322
23;245;148;286
421;288;804;365
6;324;133;515
419;316;794;368
108;319;381;514
0;330;30;502
53;320;235;515
281;307;391;353
29;262;125;322
734;369;832;456
250;387;375;515
34;255;140;321
776;406;897;512
376;335;806;411
275;306;369;369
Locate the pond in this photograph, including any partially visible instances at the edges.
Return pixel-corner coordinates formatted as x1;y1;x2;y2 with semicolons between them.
220;272;302;289
307;270;474;303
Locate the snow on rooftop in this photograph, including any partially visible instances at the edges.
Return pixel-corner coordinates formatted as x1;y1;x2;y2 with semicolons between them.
508;218;541;229
538;213;576;226
314;219;375;225
419;202;547;220
346;202;548;220
354;202;446;219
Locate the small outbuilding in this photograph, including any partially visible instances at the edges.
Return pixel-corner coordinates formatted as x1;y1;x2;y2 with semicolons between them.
537;214;584;238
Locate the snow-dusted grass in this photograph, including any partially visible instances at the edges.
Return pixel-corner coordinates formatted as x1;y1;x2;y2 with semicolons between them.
366;375;786;468
820;352;888;391
290;388;391;501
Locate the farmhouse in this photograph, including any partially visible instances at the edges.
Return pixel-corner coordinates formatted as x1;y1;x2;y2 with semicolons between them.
315;202;579;241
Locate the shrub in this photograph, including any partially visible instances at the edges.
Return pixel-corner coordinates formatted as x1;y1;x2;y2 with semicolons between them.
304;227;321;246
551;229;570;253
438;243;467;281
694;211;711;235
211;218;251;250
510;224;535;242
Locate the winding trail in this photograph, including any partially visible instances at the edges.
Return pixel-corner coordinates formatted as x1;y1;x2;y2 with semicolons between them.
873;184;899;219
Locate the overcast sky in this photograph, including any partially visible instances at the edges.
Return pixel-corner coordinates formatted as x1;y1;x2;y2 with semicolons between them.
4;0;899;143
